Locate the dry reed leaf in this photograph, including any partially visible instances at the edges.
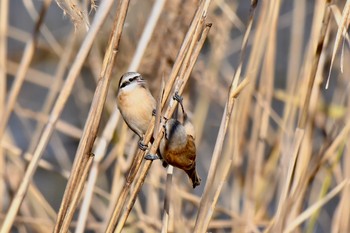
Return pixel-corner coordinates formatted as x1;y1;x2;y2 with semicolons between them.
55;0;90;29
326;1;350;89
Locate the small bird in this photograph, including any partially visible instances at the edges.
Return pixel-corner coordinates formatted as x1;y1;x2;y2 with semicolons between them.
146;93;201;188
159;116;201;188
117;72;156;150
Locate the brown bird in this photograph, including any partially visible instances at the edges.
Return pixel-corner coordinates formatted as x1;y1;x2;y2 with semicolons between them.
117;72;156;150
159;115;201;188
146;92;201;188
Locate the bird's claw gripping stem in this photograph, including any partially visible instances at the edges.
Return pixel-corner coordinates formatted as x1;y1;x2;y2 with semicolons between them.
138;140;148;151
144;154;160;160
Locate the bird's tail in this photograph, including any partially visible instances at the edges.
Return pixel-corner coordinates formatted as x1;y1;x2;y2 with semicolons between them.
186;167;201;189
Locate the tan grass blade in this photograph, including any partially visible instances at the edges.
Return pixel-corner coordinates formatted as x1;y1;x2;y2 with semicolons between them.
331;140;350;232
326;1;350;89
298;0;331;129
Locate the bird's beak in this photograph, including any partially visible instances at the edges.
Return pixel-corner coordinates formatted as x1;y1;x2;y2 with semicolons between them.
137;76;146;84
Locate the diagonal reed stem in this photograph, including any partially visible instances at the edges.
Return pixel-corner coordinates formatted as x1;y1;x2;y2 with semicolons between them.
193;1;258;232
53;0;131;232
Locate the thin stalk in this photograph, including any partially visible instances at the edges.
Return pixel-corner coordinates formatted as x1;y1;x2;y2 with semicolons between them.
53;0;131;231
194;1;257;231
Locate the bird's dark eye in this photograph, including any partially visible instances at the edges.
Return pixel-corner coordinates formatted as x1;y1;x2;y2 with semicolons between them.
120;81;130;88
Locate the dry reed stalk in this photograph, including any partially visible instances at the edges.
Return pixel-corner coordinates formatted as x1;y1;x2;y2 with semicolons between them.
215;0;244;31
246;1;279;225
277;0;307;214
288;0;332;225
284;180;348;233
194;79;250;233
276;3;306;190
53;0;131;231
13;104;82;139
298;0;331;130
104;1;210;231
55;0;90;30
332;162;350;232
235;0;269;160
326;0;350;88
112;15;212;233
161;1;209;107
266;129;304;233
0;0;9;213
286;0;305;84
0;215;52;228
330;97;350;233
193;0;231;144
6;61;57;89
268;1;331;231
74;111;120;233
194;1;257;231
2;142;70;179
161;166;174;233
4;152;52;233
7;25;30;43
303;24;333;232
128;0;166;71
0;0;115;232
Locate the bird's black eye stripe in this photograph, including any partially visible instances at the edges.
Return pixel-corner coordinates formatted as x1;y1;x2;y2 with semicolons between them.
129;75;140;82
120;81;130;88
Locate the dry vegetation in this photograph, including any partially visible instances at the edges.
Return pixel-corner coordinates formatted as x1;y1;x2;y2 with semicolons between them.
1;0;350;232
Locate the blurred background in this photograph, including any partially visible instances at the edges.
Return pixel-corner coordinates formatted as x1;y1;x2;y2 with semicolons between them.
1;0;350;232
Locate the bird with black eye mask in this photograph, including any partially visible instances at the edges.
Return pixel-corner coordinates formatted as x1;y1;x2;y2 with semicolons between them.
117;72;156;151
